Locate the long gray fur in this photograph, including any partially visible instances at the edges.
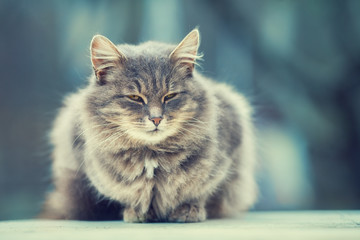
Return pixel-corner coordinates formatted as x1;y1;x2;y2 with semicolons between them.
40;29;258;222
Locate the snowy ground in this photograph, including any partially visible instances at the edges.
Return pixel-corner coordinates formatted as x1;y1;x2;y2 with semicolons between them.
1;211;359;240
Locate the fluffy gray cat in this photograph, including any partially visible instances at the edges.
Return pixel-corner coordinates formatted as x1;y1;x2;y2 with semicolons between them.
40;29;258;222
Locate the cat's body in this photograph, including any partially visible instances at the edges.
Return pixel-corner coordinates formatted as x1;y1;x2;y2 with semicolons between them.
41;30;257;222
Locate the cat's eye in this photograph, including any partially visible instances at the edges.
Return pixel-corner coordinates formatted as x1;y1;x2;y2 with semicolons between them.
127;95;144;103
164;93;177;102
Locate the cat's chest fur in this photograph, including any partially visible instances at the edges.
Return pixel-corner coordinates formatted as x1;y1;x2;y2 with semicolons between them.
86;145;188;187
103;147;188;179
144;158;159;179
84;146;197;216
103;149;162;180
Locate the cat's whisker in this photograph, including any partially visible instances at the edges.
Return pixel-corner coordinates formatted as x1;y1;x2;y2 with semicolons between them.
176;126;203;138
83;129;124;150
75;158;87;177
176;126;215;143
72;123;116;147
188;118;208;125
83;134;128;160
182;122;209;130
172;120;209;131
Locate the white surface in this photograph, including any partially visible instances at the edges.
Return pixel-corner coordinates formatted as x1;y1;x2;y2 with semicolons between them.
0;211;359;240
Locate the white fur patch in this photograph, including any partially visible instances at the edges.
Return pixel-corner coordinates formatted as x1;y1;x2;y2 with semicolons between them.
144;159;159;179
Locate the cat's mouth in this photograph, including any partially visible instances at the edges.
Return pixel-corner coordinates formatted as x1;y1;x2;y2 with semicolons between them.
150;128;159;132
146;127;160;133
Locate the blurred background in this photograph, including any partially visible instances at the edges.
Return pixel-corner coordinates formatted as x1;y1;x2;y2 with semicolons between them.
0;0;359;220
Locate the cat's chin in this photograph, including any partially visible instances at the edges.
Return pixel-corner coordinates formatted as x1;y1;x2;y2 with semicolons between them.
144;129;170;143
126;128;172;145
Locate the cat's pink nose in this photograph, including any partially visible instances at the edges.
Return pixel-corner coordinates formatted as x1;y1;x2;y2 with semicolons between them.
149;117;162;127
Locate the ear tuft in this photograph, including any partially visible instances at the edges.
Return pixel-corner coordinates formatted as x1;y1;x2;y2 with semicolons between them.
169;29;202;72
90;35;126;80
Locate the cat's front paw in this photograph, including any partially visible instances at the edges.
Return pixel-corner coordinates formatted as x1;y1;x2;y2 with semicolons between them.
168;203;206;223
123;208;146;223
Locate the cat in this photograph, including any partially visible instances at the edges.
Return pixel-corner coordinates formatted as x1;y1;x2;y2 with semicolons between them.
40;29;258;222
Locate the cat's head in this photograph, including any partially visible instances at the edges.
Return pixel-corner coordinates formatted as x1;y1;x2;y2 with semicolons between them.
85;29;208;146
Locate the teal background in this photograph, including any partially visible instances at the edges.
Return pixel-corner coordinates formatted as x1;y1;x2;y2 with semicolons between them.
0;0;359;220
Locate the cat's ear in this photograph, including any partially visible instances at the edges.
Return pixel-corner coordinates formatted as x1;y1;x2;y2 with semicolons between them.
90;35;126;83
169;29;201;72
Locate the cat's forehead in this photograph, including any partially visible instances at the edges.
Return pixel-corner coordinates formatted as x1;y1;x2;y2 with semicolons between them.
119;42;175;76
118;41;175;58
120;61;182;95
116;42;184;94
